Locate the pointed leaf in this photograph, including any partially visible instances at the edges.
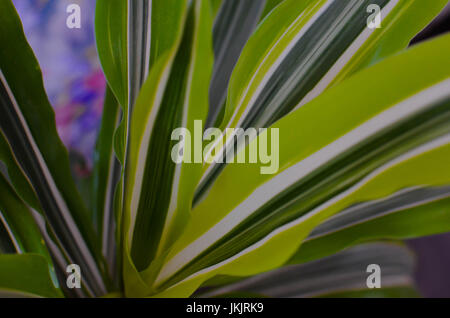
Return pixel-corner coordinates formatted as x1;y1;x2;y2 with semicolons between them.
148;35;450;296
124;0;214;275
196;0;448;200
201;243;415;298
0;172;49;257
0;130;40;211
0;254;62;298
93;86;121;275
207;0;267;127
0;0;105;295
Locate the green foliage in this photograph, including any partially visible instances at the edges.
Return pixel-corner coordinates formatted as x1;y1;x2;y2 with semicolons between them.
0;0;449;298
0;254;62;298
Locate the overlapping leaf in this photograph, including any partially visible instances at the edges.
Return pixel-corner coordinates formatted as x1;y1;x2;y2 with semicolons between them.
200;243;415;298
291;186;450;263
0;254;62;298
145;35;450;297
0;0;105;296
207;0;267;127
196;0;448;201
123;1;214;284
92;86;120;277
0;0;448;299
0;130;40;211
0;172;49;257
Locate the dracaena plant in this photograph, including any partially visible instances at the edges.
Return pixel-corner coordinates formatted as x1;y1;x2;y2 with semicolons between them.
0;0;449;298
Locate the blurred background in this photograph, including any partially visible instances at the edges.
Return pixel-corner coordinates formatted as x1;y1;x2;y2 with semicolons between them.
11;0;450;297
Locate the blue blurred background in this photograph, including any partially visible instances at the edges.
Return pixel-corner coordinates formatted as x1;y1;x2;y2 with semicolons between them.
12;0;450;297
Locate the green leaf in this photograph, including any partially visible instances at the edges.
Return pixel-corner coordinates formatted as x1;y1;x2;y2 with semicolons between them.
195;0;448;201
210;0;223;18
128;0;152;109
0;172;49;257
149;1;192;70
95;0;153;290
0;130;41;211
291;186;450;263
207;0;267;127
96;0;195;296
95;1;152;229
260;0;285;20
124;0;214;276
95;0;152;221
0;254;62;298
95;0;128;109
146;34;450;297
200;243;415;298
225;0;448;126
93;86;121;275
0;0;105;295
0;171;60;287
0;216;15;254
319;287;420;298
